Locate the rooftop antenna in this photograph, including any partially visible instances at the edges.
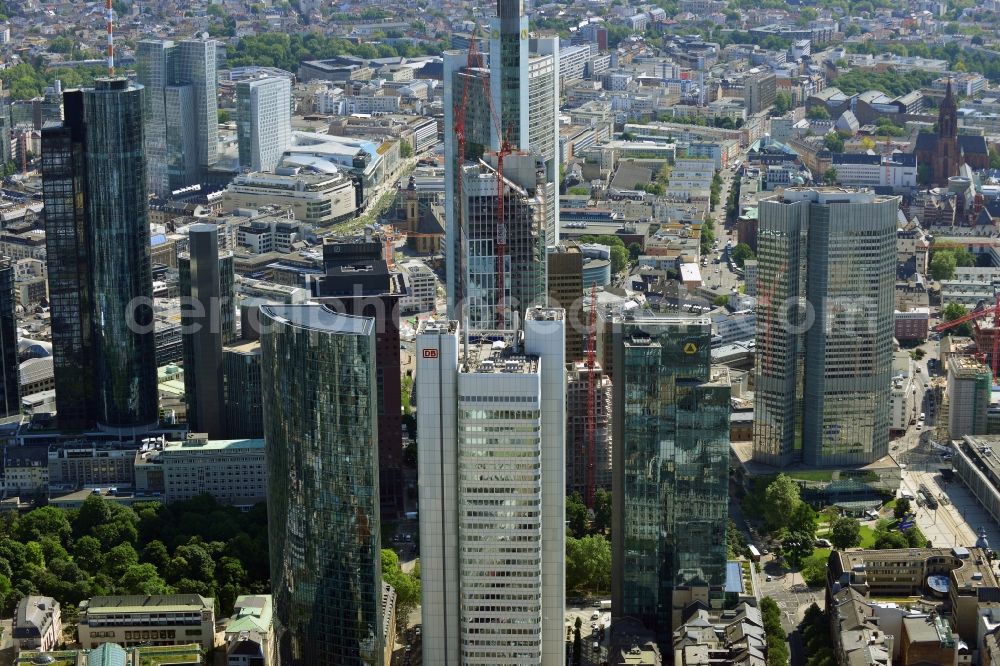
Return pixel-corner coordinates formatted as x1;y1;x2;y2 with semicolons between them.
105;0;115;76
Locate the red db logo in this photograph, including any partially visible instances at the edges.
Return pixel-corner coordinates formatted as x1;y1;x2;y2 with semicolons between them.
423;349;439;358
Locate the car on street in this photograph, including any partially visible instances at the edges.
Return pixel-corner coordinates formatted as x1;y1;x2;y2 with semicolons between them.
766;575;772;582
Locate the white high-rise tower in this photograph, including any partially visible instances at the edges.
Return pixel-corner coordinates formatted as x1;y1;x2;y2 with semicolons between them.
416;308;566;665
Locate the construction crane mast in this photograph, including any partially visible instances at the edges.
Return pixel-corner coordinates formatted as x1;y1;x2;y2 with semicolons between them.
585;282;598;508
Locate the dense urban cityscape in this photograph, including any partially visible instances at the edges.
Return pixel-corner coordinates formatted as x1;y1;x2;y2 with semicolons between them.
2;0;1000;664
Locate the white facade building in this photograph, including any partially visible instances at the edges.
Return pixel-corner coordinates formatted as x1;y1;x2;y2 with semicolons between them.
416;308;566;666
237;76;292;173
889;353;916;432
399;260;437;314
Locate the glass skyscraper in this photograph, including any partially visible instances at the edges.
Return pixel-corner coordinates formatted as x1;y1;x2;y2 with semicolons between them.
0;261;19;417
753;189;897;467
610;313;730;640
260;304;384;666
136;38;219;197
41;79;158;432
179;224;235;438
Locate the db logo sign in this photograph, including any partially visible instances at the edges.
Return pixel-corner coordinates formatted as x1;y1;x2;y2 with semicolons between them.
423;349;439;358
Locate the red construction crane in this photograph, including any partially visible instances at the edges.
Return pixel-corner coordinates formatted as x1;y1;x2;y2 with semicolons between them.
933;293;1000;381
585;282;598;508
452;26;517;329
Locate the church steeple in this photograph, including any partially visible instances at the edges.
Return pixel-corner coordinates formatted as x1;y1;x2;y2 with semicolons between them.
939;78;957;140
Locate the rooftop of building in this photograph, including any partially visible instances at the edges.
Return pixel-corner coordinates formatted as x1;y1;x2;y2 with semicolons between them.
224;340;262;355
162;436;264;453
225;595;272;636
463;339;540;375
13;595;57;635
902;613;956;647
81;594;213;614
948;354;992;378
259;304;374;336
769;187;899;205
958;436;1000;485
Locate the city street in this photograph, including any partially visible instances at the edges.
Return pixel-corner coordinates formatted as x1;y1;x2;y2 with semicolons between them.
755;557;822;634
565;606;610;666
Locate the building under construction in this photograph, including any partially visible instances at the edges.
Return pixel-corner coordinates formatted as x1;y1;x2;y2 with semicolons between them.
567;359;612;499
443;0;561;328
460;153;549;331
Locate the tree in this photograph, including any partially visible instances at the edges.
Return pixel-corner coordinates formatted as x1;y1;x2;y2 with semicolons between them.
15;507;71;545
823;132;844;154
893;498;911;521
788;502;818;538
873;524;909;550
806;105;830;120
217;109;230;124
773;91;791;116
760;597;789;666
609;245;628;274
714;294;730;307
942;302;972;336
566;535;611;594
931;252;958;281
593;489;611;534
731;242;754;267
381;549;420;632
701;216;716;254
823;167;838;185
628;242;643;262
103;543;139;578
763;474;801;532
782;530;815;570
119;563;172;596
566;492;589;538
830;516;862;549
399;139;413;159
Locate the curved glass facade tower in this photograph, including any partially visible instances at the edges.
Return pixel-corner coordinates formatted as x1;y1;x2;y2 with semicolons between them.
260;304;384;666
84;79;158;430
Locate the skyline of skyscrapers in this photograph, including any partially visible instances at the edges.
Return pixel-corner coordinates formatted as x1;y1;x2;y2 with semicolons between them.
41;78;159;433
753;189;898;467
237;75;292;173
416;308;566;666
260;303;384;666
136;38;219;198
610;312;731;641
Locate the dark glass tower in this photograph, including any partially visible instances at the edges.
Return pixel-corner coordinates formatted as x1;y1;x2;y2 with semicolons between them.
313;233;405;519
41;78;158;432
611;313;731;641
41;93;96;430
260;304;384;666
0;262;19;416
179;223;235;437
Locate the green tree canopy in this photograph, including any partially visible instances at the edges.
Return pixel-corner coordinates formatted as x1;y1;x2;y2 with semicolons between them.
931;251;958;281
893;498;912;521
566;535;611;594
763;474;801;532
732;242;754;267
566;492;589;538
830;516;861;550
